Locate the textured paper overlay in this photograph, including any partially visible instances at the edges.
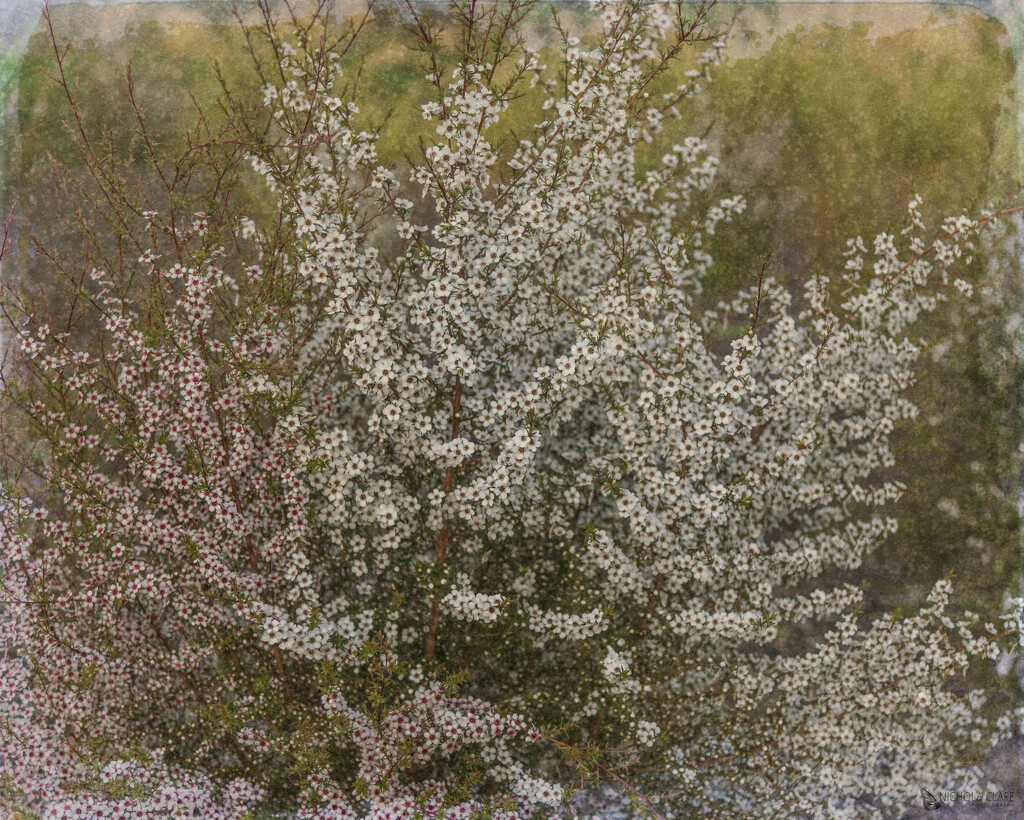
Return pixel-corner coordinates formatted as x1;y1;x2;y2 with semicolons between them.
0;2;1022;815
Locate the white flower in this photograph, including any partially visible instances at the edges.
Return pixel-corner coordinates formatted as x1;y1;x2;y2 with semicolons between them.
602;648;630;681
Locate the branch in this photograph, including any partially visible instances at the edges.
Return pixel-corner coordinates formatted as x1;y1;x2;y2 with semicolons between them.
425;375;464;662
540;732;664;820
0;201;15;264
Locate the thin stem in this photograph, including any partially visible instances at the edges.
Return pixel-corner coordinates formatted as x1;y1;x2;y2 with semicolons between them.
425;375;463;662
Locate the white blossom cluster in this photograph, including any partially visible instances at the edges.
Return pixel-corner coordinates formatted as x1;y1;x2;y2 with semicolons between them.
442;585;506;624
527;605;607;642
314;683;541;814
602;647;631;682
636;720;660;748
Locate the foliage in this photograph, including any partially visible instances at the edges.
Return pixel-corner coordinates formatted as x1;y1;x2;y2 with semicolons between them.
0;2;1022;819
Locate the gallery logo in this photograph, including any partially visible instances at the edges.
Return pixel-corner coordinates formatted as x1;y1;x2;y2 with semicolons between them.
921;788;945;812
921;787;1018;811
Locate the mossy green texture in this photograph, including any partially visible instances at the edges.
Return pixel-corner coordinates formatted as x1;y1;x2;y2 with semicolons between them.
668;15;1016;283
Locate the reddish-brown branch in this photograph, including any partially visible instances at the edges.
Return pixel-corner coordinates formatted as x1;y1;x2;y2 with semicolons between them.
425;376;464;662
0;201;15;264
539;732;664;820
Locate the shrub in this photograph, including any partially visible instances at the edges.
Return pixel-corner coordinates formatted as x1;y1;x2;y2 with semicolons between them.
0;1;1020;818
